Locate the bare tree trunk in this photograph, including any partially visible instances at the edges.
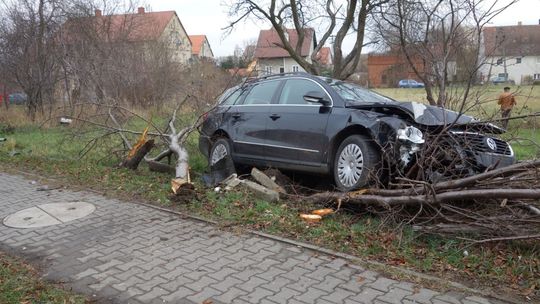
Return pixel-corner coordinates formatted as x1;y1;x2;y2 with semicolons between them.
2;84;8;110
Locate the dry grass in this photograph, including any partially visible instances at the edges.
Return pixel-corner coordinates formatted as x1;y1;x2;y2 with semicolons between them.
0;106;30;127
374;85;540;118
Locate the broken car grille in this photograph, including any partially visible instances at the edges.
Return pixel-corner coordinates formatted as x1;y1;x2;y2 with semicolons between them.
449;132;512;155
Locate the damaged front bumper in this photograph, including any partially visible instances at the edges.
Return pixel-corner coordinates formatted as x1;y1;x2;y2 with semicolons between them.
395;129;516;174
470;149;515;169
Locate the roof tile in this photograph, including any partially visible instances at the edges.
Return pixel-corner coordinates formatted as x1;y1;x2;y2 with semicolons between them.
254;28;315;58
483;25;540;57
62;10;176;43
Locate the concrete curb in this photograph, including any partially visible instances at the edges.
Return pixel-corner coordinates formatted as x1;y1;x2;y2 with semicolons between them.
5;169;519;304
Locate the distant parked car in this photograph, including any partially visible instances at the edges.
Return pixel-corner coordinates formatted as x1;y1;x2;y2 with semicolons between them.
8;92;27;105
491;76;515;85
398;79;425;88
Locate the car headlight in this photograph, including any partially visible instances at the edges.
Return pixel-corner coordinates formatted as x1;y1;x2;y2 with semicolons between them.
397;126;425;144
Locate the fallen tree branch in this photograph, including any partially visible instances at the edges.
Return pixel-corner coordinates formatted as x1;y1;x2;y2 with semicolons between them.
469;234;540;244
370;159;540;196
309;188;540;208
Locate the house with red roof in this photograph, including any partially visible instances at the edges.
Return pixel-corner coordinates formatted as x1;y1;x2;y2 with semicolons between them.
189;35;214;59
62;7;193;64
254;28;316;74
479;22;540;84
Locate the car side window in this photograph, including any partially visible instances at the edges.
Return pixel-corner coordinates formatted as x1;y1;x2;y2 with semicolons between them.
278;79;328;105
243;81;280;105
220;88;245;105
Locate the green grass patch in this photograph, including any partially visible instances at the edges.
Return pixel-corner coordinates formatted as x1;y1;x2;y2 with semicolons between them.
503;128;540;159
0;252;86;304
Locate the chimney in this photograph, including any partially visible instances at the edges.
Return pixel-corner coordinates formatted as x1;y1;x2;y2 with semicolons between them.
95;9;102;17
137;7;145;14
518;21;522;26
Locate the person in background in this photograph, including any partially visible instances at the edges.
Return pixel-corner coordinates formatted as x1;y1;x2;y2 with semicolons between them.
498;86;516;129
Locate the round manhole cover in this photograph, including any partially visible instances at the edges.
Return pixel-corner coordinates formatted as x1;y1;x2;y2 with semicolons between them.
3;202;96;228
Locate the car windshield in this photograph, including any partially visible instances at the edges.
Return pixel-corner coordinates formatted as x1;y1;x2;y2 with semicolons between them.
328;81;394;103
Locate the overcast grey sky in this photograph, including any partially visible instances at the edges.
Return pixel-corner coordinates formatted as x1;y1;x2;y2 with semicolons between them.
147;0;540;57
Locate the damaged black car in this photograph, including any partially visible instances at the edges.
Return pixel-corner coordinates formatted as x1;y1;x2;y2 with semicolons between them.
199;73;515;191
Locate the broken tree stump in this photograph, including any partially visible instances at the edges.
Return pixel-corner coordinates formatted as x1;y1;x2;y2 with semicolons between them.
120;139;154;170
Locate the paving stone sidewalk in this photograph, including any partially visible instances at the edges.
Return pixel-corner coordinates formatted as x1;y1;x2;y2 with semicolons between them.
0;173;504;304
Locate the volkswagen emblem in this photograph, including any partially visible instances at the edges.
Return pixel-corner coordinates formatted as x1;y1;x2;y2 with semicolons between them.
486;138;497;151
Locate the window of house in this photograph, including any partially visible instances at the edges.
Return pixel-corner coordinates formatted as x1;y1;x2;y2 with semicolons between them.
534;74;540;80
243;81;280;105
265;66;273;74
516;57;522;64
292;65;299;72
278;79;328;105
279;67;285;73
496;58;503;65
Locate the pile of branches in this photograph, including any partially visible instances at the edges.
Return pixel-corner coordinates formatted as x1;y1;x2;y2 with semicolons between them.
308;160;540;241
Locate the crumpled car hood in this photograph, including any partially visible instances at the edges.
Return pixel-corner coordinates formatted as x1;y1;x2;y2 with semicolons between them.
345;100;504;134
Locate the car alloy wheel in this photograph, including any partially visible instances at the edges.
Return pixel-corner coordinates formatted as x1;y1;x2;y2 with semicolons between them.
334;135;379;191
337;143;364;187
210;138;230;166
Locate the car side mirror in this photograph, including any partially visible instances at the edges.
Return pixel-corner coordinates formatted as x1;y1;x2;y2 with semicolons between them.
303;91;331;106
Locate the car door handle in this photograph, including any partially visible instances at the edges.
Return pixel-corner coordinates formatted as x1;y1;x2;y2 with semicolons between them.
232;113;241;119
269;114;281;121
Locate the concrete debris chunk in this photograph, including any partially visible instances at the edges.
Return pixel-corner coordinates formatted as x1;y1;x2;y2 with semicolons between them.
215;172;280;202
251;168;286;194
240;179;280;202
221;174;242;188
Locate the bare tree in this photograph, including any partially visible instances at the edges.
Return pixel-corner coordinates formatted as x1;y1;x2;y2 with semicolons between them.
58;2;189;111
241;38;257;65
373;0;517;107
0;0;64;119
225;0;387;80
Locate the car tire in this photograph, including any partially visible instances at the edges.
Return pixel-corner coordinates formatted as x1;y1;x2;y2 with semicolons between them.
333;135;380;192
209;137;233;166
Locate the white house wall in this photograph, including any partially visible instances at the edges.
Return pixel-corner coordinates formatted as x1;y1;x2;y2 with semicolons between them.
480;56;540;85
199;39;214;58
257;57;309;74
161;16;192;64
